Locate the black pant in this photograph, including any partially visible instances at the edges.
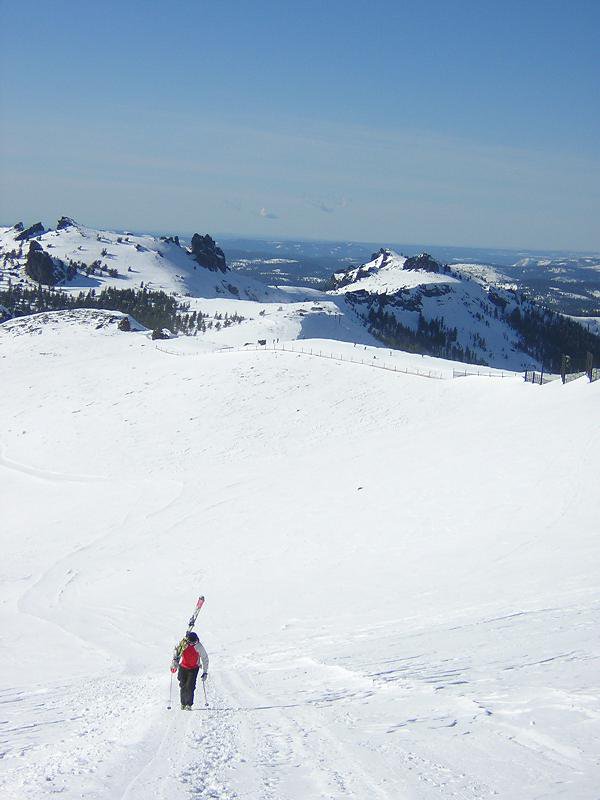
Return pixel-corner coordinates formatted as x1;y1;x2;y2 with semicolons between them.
178;666;199;706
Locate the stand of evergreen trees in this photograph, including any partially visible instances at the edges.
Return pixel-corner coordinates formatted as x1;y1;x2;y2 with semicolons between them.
361;297;600;371
366;306;483;365
507;304;600;372
0;284;244;336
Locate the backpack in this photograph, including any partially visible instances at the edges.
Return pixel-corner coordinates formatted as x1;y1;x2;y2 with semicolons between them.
180;643;200;669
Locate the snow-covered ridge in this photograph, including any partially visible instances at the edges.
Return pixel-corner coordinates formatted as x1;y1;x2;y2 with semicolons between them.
326;247;600;371
0;217;277;301
329;248;532;368
331;248;458;293
331;249;463;292
0;308;145;337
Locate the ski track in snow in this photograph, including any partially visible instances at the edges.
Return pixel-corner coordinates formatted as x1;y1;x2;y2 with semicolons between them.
1;323;599;799
0;444;106;484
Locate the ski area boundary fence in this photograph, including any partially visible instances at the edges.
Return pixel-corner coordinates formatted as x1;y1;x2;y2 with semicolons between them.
155;341;520;382
524;367;599;385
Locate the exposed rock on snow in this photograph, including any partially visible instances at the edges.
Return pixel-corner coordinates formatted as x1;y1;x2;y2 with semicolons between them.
150;326;172;340
190;233;227;273
403;252;441;273
160;235;180;246
25;240;68;285
56;215;77;230
15;221;45;241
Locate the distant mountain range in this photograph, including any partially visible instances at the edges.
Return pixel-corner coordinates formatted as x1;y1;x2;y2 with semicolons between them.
1;218;599;372
221;236;600;317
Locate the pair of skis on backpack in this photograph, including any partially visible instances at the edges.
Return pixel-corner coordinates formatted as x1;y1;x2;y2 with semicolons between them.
170;594;205;667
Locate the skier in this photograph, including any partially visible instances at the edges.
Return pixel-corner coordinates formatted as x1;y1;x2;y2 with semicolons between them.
170;630;209;710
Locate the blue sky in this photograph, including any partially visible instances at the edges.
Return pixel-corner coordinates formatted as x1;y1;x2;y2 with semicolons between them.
1;0;599;249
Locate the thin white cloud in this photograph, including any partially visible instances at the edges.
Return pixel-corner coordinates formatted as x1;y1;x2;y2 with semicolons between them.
306;196;351;214
3;107;598;249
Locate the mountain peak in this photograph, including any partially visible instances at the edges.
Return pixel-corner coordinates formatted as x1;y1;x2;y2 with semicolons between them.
190;233;227;273
403;252;441;273
57;216;78;230
15;222;45;241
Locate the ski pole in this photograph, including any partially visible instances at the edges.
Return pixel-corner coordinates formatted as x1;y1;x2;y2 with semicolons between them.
167;671;173;710
202;678;208;707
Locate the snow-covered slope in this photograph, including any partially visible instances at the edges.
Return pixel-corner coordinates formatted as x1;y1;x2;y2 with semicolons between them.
0;308;146;337
331;249;556;370
0;317;598;799
0;218;279;301
331;249;456;293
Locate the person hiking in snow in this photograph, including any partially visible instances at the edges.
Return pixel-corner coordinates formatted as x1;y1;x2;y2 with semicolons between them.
170;631;209;710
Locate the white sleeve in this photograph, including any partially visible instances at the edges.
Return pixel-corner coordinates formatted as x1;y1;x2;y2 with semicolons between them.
196;642;209;673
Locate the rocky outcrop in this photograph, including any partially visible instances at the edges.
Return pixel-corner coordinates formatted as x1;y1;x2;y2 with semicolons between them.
12;222;24;232
25;241;68;285
403;253;441;273
329;263;374;290
151;327;171;340
330;249;397;290
15;222;45;241
190;233;227;273
57;216;77;230
160;235;180;246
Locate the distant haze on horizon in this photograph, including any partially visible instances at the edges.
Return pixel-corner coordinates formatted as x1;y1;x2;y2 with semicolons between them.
1;0;599;251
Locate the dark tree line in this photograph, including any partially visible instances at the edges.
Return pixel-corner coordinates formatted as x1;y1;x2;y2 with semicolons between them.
363;297;600;371
0;284;244;335
366;306;483;365
507;305;600;372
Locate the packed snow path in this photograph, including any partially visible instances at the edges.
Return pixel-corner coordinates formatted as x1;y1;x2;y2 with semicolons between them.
1;322;599;799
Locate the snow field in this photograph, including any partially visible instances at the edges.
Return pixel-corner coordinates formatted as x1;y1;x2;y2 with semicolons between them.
1;320;599;798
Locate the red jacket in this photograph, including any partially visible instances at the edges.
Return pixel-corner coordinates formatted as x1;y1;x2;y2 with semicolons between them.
176;639;209;671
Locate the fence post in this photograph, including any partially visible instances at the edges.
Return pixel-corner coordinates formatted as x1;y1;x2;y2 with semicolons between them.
586;351;593;382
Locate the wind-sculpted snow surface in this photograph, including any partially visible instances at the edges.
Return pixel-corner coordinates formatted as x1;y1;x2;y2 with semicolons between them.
0;319;599;799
